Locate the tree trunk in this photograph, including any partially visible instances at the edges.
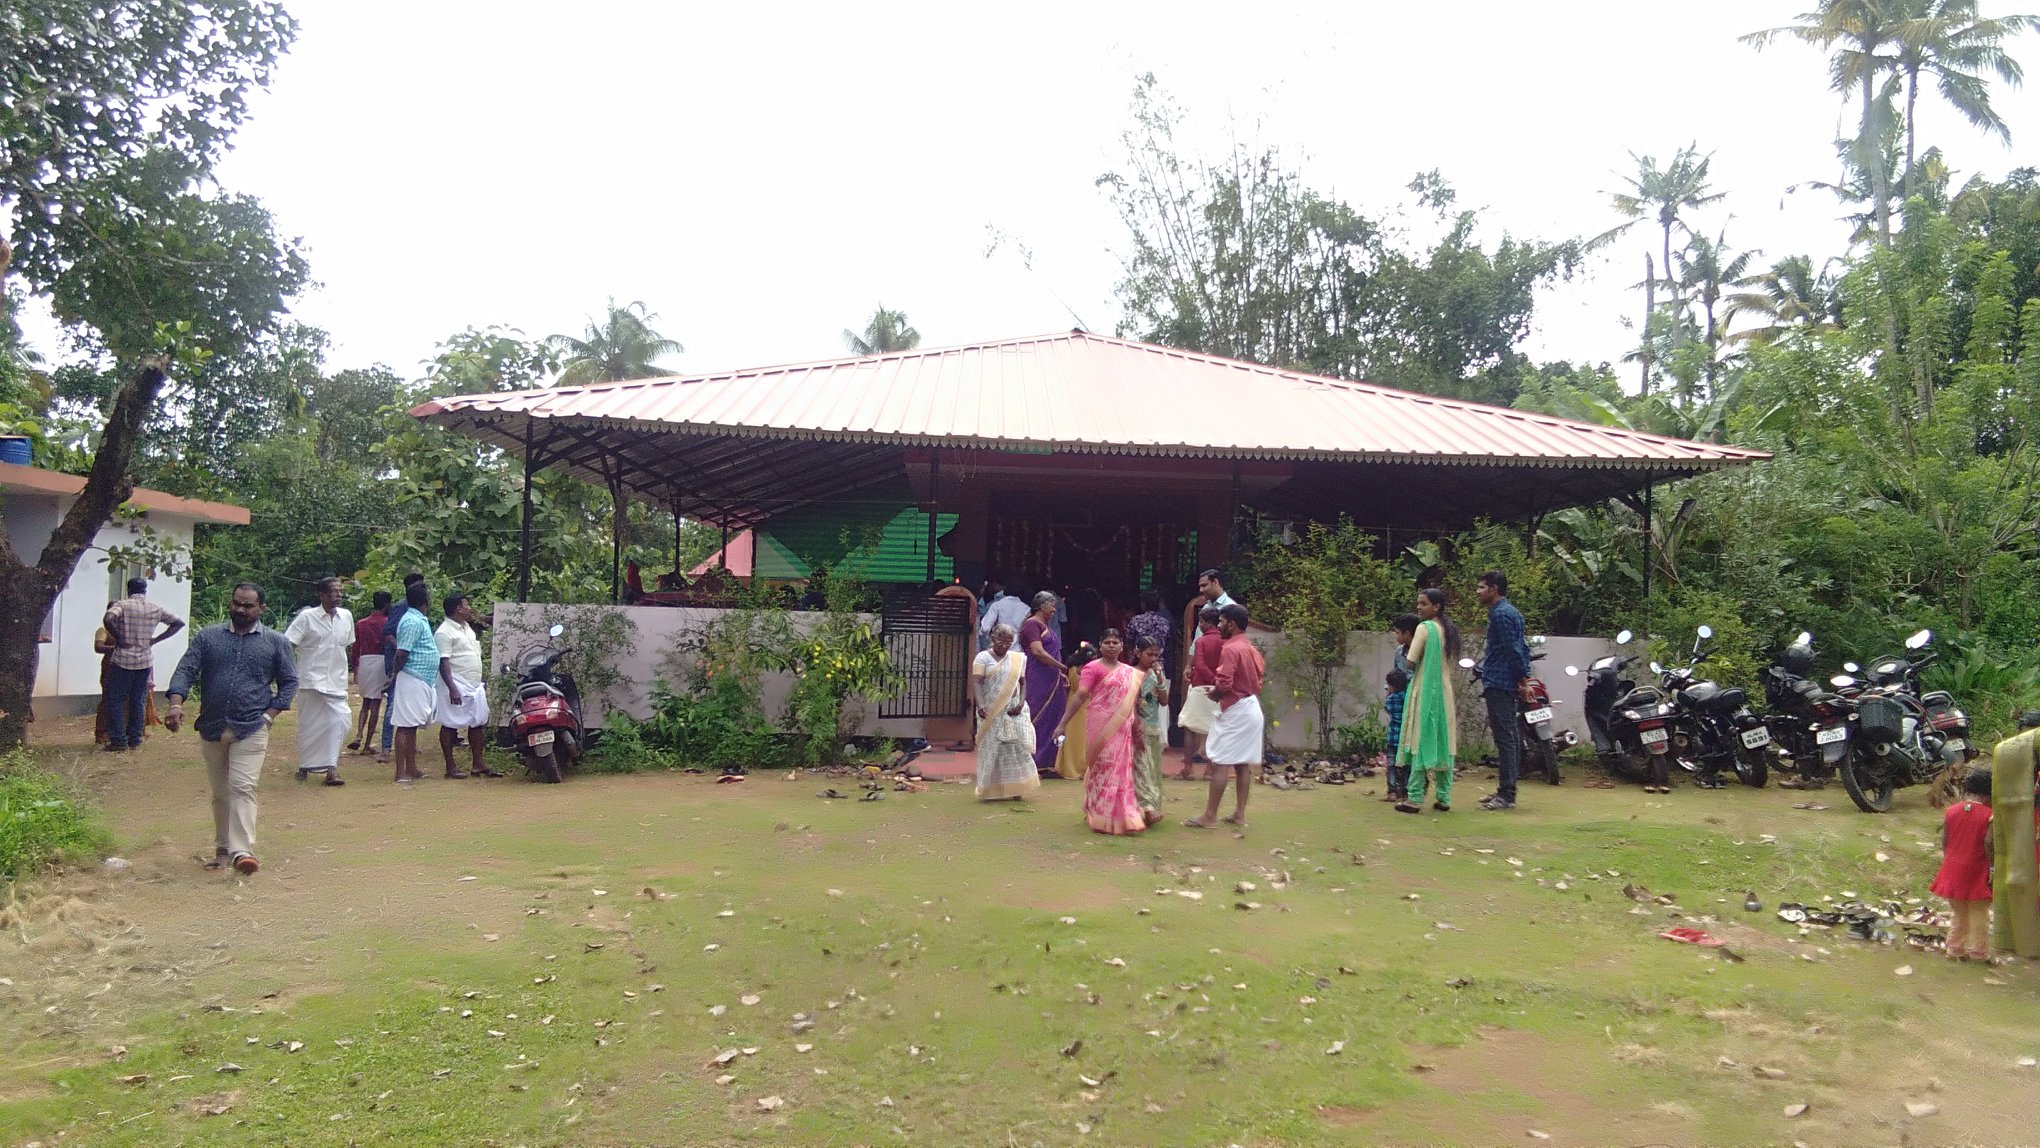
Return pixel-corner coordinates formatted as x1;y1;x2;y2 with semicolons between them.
1904;67;1920;204
1640;254;1656;396
0;358;168;751
1865;71;1892;247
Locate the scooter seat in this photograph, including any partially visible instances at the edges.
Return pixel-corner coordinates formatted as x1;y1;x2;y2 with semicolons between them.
518;682;561;701
1716;687;1748;709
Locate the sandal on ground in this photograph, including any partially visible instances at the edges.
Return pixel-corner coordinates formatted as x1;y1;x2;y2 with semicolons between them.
1433;802;1451;812
203;851;227;871
1182;817;1217;829
345;740;362;752
1394;802;1422;814
444;769;471;780
1220;814;1243;826
323;775;345;787
473;767;505;778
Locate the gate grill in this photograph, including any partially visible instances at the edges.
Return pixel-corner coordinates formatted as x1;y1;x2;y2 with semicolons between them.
878;591;972;719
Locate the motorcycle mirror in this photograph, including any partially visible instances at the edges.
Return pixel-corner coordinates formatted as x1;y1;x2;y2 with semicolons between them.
1457;657;1476;669
1796;630;1813;646
1831;673;1856;688
1564;665;1580;677
1843;661;1860;673
1649;661;1664;675
1696;624;1714;640
1615;629;1634;645
1906;628;1931;650
547;623;565;638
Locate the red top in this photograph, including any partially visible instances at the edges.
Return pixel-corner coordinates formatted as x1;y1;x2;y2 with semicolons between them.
1190;630;1223;687
1931;799;1993;902
1212;633;1265;709
351;610;386;673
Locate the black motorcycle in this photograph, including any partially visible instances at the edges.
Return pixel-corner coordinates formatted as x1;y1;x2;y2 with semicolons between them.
1761;631;1850;788
1566;628;1677;787
1655;625;1769;789
1832;629;1975;813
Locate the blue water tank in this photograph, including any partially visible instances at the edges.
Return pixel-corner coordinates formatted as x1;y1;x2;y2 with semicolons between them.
0;436;30;466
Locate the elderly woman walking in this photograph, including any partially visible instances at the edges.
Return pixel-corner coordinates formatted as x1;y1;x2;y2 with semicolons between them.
1394;587;1461;814
1020;591;1069;779
1056;629;1148;836
972;624;1040;800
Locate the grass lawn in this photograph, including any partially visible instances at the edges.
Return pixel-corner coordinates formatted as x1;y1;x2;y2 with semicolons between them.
1;713;2037;1146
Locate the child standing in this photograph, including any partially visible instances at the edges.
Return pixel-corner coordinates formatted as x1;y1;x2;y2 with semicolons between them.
1932;769;1994;961
1132;637;1169;825
1382;668;1409;802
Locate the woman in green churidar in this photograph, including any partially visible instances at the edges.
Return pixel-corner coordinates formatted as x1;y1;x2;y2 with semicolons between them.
1394;587;1460;814
1131;635;1167;825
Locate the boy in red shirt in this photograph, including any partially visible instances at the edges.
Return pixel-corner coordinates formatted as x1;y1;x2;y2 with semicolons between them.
1175;606;1224;780
1186;604;1265;831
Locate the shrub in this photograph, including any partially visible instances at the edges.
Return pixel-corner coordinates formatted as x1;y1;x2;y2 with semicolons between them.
0;750;111;880
1333;711;1388;760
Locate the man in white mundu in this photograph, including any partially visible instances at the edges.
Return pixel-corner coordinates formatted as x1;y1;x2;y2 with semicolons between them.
1184;602;1266;832
434;593;503;779
283;576;354;786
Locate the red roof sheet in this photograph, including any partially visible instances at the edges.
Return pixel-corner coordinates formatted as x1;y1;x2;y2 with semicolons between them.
412;331;1768;471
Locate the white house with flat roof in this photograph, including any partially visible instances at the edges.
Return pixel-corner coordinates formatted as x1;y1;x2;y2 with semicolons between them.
0;461;249;716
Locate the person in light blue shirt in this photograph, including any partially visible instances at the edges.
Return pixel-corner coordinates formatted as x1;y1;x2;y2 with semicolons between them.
387;581;440;783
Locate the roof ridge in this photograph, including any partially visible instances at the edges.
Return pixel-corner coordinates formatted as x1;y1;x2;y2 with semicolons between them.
542;329;1100;396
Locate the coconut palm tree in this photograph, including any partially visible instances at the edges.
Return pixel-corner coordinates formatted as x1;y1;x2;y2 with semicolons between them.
547;299;684;385
1724;255;1845;346
1675;229;1758;395
1890;1;2040;199
1744;2;1910;245
1597;145;1724;394
843;307;921;356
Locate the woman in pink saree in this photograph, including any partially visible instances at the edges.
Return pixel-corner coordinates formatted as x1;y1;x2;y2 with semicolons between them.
1055;630;1148;836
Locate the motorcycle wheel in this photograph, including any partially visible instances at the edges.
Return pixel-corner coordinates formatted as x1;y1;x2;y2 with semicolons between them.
522;749;564;784
1732;746;1769;788
1532;738;1560;784
1839;753;1893;813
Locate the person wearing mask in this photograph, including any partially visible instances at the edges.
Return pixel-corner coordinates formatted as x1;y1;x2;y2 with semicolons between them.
163;582;297;876
283;576;353;786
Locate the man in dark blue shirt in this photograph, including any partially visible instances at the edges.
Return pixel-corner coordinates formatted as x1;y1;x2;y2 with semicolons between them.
164;582;298;876
1475;570;1532;811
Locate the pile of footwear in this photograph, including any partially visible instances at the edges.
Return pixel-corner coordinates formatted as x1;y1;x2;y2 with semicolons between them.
1776;895;1947;948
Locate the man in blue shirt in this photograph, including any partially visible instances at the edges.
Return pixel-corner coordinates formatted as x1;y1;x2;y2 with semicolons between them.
387;581;440;784
1475;570;1532;811
164;582;298;876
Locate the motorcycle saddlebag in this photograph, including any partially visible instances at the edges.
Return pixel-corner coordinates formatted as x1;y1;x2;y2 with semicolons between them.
1856;696;1905;744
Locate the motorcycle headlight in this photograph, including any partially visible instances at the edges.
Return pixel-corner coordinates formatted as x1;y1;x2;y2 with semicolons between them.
1622;710;1641;722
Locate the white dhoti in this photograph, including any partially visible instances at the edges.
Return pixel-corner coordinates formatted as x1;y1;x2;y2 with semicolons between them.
435;674;489;729
1177;684;1218;733
297;689;350;774
1205;694;1265;765
356;656;389;702
390;672;438;728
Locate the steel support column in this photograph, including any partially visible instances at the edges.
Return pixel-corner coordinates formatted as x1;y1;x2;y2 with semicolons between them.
518;419;537;603
925;449;939;586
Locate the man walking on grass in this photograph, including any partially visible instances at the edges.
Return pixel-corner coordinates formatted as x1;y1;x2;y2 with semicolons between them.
164;582;297;876
1475;570;1533;811
101;577;183;752
284;576;353;786
1184;603;1265;832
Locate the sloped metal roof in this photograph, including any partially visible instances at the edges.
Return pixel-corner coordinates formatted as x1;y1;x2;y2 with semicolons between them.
411;330;1767;528
413;330;1768;469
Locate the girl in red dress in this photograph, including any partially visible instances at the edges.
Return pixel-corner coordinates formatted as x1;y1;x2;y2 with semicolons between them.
1931;770;1994;961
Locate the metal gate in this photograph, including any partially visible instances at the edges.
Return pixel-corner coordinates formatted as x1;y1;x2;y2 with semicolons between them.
878;591;972;719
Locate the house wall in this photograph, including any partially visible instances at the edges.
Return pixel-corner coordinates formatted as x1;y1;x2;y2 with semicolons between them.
490;603;930;739
1249;630;1622;754
4;490;202;712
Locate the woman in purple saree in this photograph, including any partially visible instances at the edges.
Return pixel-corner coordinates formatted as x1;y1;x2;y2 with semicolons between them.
1019;591;1067;776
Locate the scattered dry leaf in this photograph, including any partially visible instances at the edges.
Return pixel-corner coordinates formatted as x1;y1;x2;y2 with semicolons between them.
757;1095;784;1111
1325;1041;1345;1055
1895;965;1914;977
1784;1103;1809;1117
1905;1101;1939;1117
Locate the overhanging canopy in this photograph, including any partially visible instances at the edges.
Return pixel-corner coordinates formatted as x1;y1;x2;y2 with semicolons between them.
410;330;1768;530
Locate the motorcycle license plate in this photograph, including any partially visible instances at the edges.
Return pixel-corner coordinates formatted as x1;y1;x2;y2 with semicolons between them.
1639;727;1669;747
1815;726;1847;745
1522;707;1553;725
1944;737;1966;752
528;730;556;746
1739;726;1772;749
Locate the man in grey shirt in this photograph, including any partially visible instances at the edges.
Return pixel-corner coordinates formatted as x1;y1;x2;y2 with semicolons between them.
164;582;298;877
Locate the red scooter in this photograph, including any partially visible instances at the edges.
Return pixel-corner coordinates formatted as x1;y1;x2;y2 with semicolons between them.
1517;641;1574;784
508;624;584;783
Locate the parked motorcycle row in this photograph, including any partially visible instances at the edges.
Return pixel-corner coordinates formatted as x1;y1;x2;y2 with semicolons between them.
1545;625;1975;814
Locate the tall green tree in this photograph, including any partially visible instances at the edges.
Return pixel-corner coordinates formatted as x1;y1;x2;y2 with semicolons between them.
1675;228;1757;395
1745;2;1910;246
546;299;684;385
1725;255;1844;346
843;307;921;355
1597;145;1724;394
0;0;302;750
1890;1;2039;200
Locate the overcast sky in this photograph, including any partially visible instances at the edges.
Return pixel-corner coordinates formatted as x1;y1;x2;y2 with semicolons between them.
58;2;2040;382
